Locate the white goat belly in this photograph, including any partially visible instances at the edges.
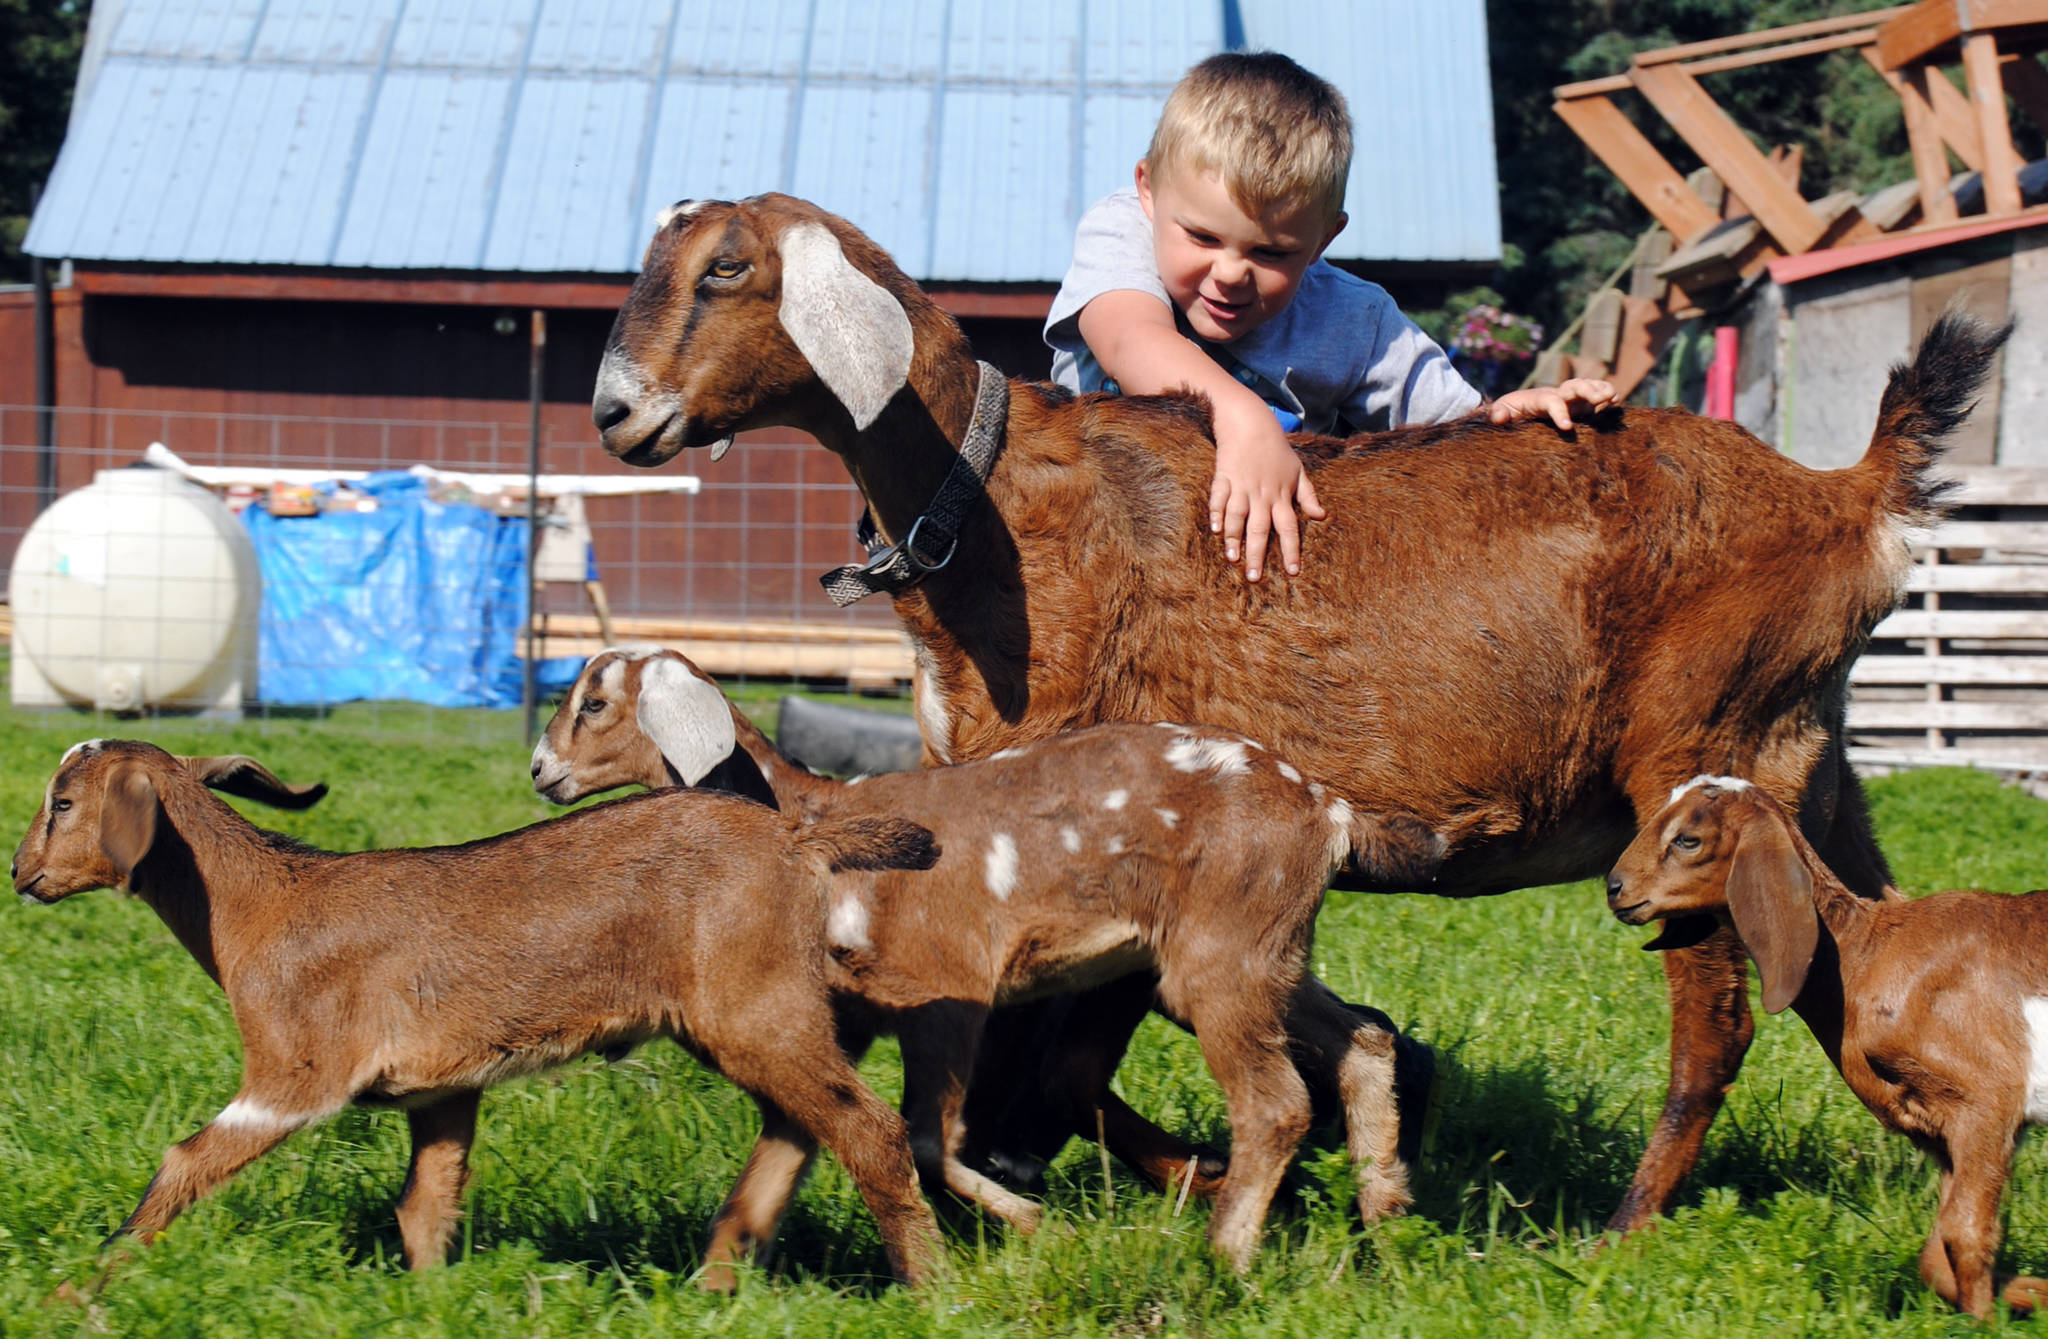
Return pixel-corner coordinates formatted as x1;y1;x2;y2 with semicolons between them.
2025;997;2048;1124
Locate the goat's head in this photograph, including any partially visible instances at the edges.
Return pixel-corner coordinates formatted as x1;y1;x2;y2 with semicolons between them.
1606;776;1817;1013
532;647;738;803
11;741;325;903
594;194;935;467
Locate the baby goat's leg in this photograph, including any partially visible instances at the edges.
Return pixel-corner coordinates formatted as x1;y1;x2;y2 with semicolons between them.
701;1098;817;1293
899;1001;1042;1233
1171;976;1313;1272
1930;1122;2019;1318
395;1090;480;1270
1286;982;1411;1222
115;1100;303;1245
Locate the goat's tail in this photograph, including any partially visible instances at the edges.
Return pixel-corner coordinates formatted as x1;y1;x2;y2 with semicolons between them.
798;816;941;873
1861;311;2012;525
1344;810;1448;890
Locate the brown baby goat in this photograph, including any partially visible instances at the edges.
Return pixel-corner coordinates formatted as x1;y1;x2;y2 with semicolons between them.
1607;778;2048;1318
9;740;945;1287
533;645;1442;1270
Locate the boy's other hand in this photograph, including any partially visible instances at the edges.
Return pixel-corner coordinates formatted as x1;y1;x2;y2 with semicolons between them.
1210;399;1325;582
1487;378;1619;430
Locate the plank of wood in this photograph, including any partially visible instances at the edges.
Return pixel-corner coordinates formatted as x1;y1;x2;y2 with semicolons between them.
1630;62;1830;253
1915;521;2048;549
1848;745;2048;770
1606;294;1689;402
1891;58;1968;224
1633;7;1912;65
1849;700;2048;729
1873;609;2048;638
1965;31;2028;214
1877;0;2048;69
1904;564;2048;593
1852;654;2048;683
1551;96;1721;240
1863;48;1990;170
1944;466;2048;501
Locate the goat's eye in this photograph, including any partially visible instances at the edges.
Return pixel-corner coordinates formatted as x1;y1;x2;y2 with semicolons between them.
1672;834;1701;852
580;697;606;715
50;798;71;813
705;259;747;281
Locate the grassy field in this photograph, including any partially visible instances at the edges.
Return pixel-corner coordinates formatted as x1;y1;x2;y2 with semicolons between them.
2;700;2047;1336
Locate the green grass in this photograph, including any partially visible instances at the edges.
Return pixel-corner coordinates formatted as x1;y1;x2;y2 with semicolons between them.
1;702;2045;1335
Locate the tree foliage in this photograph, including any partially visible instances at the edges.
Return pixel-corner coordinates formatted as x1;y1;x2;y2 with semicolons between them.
0;0;86;283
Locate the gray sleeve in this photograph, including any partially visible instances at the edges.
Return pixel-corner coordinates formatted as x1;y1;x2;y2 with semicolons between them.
1342;304;1482;430
1043;190;1170;390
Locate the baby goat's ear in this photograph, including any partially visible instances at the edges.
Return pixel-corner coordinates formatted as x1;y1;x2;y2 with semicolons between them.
776;221;913;430
98;761;162;881
1724;807;1817;1014
637;657;739;786
178;755;328;810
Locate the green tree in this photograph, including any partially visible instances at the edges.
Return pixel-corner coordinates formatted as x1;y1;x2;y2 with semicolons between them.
0;0;88;283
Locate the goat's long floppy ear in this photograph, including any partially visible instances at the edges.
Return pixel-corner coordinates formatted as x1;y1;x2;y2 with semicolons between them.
178;755;328;810
98;761;162;881
637;657;739;786
776;221;913;431
1724;808;1817;1014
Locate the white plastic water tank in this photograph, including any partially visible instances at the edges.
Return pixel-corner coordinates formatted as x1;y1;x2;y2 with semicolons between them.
10;465;260;717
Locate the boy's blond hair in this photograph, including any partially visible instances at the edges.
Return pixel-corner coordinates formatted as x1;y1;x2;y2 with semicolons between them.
1146;52;1352;224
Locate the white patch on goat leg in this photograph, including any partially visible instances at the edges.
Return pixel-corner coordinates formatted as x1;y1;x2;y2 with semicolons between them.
1102;789;1129;811
1153;808;1178;829
1059;826;1081;854
1165;736;1252;777
985;834;1019;901
2026;998;2048;1124
828;896;872;952
214;1098;305;1132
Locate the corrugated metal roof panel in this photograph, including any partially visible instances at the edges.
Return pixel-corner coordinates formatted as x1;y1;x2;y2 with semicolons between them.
30;0;1501;277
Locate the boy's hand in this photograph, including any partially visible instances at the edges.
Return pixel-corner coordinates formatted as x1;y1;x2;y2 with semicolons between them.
1209;398;1325;582
1487;377;1618;430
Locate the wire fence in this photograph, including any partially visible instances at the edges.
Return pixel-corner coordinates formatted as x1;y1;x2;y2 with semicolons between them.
0;403;911;744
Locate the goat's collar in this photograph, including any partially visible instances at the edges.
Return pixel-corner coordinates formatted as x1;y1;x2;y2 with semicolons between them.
820;361;1009;607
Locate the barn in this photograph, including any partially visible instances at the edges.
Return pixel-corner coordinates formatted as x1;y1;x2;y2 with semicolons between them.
1;0;1502;686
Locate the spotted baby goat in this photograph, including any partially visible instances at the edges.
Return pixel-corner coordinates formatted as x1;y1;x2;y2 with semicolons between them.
533;645;1441;1270
1607;778;2048;1318
9;740;945;1287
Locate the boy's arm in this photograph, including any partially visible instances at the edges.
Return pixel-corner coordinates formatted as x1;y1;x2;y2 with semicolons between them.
1078;290;1324;581
1488;378;1619;428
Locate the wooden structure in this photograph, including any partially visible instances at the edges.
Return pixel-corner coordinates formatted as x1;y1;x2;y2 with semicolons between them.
1551;0;2048;398
1851;468;2048;772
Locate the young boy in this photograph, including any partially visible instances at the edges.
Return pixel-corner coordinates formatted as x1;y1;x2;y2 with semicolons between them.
1044;52;1616;583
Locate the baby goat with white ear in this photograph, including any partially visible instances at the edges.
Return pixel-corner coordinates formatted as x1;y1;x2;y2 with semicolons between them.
535;646;1443;1272
1607;777;2048;1318
10;740;945;1288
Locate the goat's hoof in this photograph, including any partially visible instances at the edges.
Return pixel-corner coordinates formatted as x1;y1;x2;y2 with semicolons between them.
975;1148;1049;1196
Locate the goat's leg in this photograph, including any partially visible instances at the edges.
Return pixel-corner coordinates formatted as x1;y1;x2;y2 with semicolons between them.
1934;1131;2018;1319
1170;976;1313;1272
1035;975;1232;1195
1919;1160;1962;1306
1607;925;1754;1234
1806;746;1897;899
393;1090;480;1270
115;1103;302;1245
747;1054;943;1286
898;1001;1042;1233
1285;982;1411;1222
701;1098;818;1293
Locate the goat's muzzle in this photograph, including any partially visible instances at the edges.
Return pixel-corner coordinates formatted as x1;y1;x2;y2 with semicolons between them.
1605;871;1656;925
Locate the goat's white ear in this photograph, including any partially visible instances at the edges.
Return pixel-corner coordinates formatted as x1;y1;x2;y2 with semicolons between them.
776;221;913;430
1724;809;1817;1014
636;657;739;787
98;762;161;882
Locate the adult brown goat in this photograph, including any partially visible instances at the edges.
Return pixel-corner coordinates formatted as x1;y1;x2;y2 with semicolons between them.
592;190;2005;1233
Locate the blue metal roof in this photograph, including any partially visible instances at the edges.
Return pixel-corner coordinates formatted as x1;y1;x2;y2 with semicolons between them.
29;0;1501;280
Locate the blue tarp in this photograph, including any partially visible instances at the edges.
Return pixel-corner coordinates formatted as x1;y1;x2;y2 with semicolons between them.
241;472;581;708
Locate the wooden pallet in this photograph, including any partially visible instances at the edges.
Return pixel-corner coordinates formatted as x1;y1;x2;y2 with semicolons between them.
1849;466;2048;772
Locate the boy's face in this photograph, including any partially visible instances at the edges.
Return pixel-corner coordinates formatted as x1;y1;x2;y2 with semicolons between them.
1136;160;1345;345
